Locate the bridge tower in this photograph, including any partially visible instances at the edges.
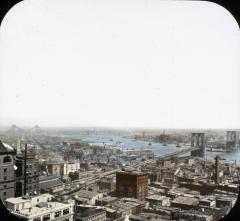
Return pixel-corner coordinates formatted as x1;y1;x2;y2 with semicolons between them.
190;133;205;158
226;131;237;149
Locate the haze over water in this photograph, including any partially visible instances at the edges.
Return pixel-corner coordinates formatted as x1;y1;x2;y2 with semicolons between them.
66;133;240;163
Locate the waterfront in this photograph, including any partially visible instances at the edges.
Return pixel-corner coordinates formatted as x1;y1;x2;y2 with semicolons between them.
66;133;240;163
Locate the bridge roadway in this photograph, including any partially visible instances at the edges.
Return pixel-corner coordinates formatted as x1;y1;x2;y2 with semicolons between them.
127;146;200;169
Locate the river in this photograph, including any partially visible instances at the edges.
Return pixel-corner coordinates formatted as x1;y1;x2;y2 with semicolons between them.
65;133;240;163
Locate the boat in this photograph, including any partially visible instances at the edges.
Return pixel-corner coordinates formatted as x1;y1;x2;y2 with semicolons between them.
176;144;181;148
148;142;152;146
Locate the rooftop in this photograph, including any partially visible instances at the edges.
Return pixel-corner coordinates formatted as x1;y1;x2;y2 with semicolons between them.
146;195;168;201
5;193;53;205
171;196;199;206
74;190;101;199
39;176;64;190
0;140;15;154
12;201;72;218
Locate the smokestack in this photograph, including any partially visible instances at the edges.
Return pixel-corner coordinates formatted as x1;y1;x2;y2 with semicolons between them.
215;156;220;185
24;143;28;195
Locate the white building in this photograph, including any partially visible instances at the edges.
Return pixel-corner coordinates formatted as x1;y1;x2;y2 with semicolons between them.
5;193;74;221
145;195;170;207
64;162;80;175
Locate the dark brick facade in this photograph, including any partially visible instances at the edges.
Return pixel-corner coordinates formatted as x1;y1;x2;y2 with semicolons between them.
116;171;148;200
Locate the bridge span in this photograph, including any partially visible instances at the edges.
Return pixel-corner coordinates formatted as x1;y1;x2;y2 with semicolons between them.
129;146;202;169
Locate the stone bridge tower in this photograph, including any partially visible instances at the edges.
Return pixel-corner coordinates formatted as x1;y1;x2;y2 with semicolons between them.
190;133;205;158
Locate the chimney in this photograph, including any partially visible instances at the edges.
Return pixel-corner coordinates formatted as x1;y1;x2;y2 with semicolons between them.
215;156;221;185
24;144;28;195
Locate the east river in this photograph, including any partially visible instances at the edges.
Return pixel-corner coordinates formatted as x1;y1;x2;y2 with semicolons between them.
66;134;240;163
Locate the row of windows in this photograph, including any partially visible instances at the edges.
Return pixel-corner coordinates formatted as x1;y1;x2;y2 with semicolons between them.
28;177;37;182
33;208;70;221
26;184;37;190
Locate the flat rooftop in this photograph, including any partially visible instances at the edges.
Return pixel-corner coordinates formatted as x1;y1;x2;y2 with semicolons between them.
171;196;199;206
5;193;53;204
11;202;72;218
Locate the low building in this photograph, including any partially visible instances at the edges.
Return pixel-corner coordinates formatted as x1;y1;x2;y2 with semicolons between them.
97;177;116;192
75;205;106;221
64;162;80;175
5;193;74;221
39;175;64;194
172;209;213;221
74;190;103;205
145;195;170;207
216;197;236;209
199;197;216;208
95;196;118;206
171;196;199;210
47;162;64;177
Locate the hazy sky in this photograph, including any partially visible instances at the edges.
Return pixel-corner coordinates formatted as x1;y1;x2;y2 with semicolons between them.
0;0;239;129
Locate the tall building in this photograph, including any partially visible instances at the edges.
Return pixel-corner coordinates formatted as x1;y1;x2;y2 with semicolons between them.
0;141;17;201
15;150;40;197
116;171;148;200
214;156;223;185
0;140;39;201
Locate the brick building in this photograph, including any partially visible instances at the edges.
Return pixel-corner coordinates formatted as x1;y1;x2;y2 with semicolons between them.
116;171;148;200
0;141;39;201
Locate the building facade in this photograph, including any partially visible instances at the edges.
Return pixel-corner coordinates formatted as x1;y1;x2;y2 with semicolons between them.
5;193;74;221
0;141;16;201
0;141;39;202
116;171;148;200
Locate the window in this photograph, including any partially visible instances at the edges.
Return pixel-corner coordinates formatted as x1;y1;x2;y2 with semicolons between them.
4;184;7;188
3;156;12;163
33;218;41;221
4;192;6;196
128;187;133;197
63;208;69;215
55;211;61;218
43;214;50;221
4;168;7;173
4;176;7;181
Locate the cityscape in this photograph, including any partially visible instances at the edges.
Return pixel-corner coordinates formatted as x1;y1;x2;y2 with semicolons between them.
0;126;240;221
1;1;239;221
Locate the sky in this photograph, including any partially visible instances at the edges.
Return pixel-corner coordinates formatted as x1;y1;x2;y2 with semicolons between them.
0;0;239;129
